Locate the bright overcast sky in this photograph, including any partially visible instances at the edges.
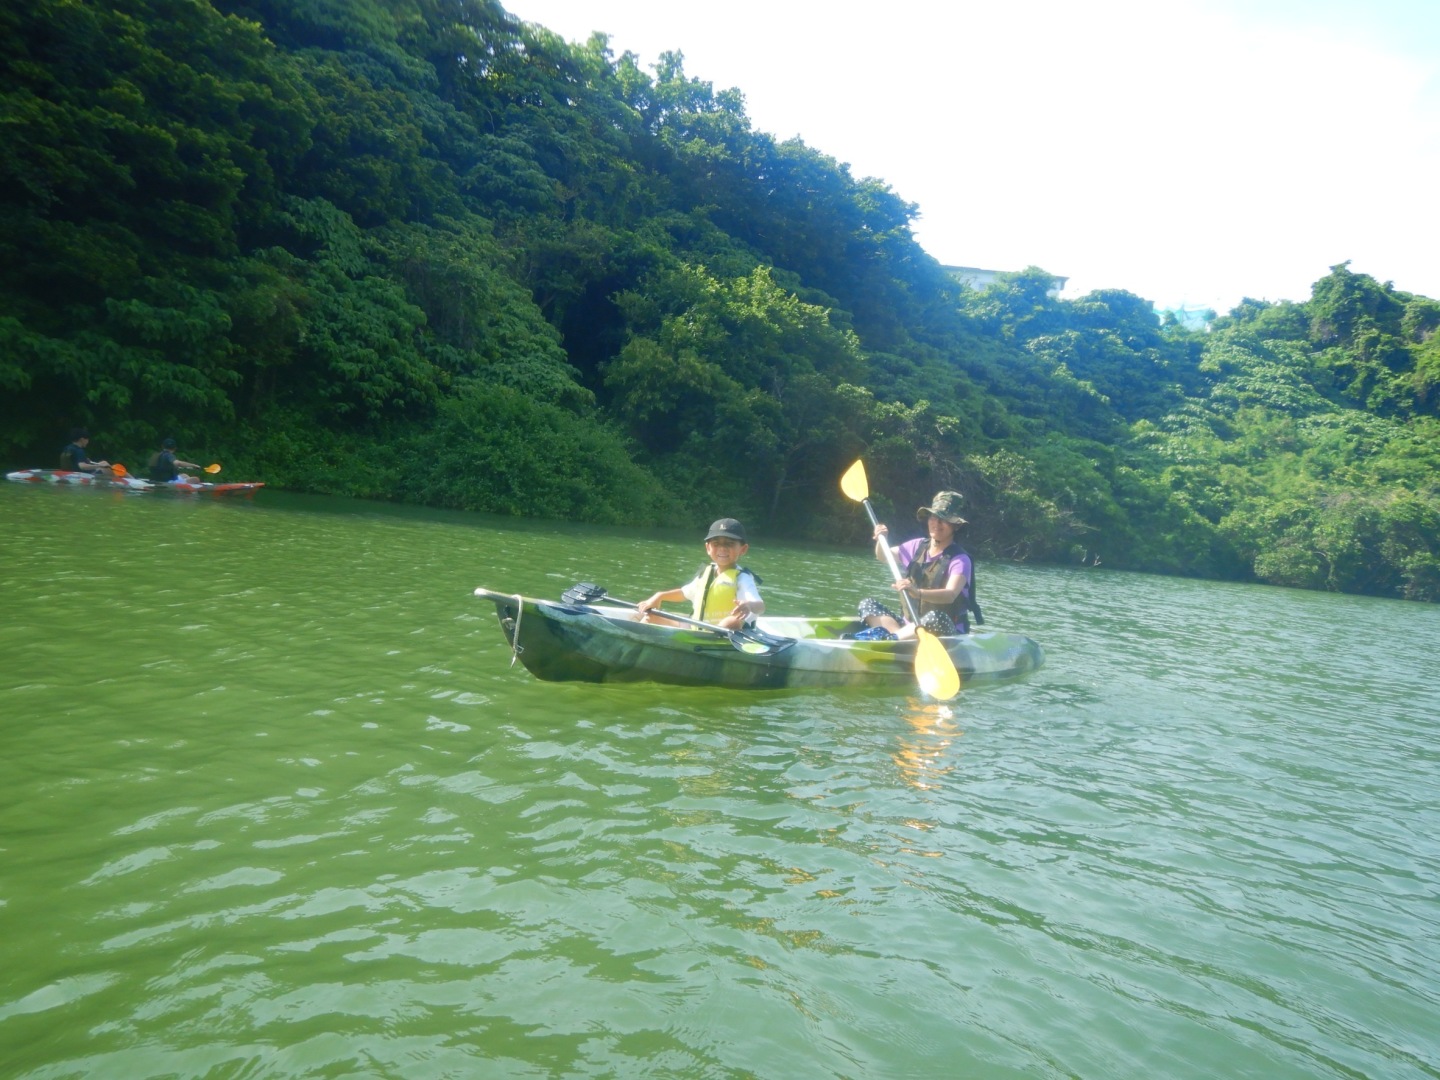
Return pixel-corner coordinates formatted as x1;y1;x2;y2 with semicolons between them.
502;0;1440;314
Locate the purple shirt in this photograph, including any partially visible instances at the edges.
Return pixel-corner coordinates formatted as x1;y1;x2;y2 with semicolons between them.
896;537;970;595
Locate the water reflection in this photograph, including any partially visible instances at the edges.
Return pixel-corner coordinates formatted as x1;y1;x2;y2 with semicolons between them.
892;697;962;790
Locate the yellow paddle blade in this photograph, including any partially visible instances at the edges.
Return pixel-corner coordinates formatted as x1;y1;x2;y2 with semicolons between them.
204;463;222;474
914;628;961;700
839;459;869;502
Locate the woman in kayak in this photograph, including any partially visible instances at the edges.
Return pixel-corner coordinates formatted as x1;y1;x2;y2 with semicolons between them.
857;491;973;639
636;517;765;631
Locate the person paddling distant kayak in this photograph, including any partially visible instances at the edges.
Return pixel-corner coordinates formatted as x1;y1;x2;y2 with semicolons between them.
148;437;200;484
59;428;111;474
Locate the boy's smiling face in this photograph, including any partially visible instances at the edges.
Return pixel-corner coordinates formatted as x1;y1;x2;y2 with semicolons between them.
705;538;746;569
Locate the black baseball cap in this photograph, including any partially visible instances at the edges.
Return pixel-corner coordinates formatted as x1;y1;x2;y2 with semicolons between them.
704;518;747;543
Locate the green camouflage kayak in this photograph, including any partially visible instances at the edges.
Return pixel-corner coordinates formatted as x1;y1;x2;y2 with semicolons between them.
474;587;1044;691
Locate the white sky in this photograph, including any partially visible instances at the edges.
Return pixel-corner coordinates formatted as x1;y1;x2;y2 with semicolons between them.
502;0;1440;313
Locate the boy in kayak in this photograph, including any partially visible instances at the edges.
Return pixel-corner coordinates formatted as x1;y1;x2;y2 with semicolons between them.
636;518;765;630
59;428;112;473
148;437;201;483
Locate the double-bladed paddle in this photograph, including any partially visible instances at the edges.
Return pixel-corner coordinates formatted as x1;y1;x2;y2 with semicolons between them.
111;462;221;479
560;583;794;656
840;459;962;700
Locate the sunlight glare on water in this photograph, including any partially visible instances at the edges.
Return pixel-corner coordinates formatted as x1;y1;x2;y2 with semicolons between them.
1;485;1437;1078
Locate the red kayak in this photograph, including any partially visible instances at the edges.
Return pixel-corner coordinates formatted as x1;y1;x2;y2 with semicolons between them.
6;469;264;495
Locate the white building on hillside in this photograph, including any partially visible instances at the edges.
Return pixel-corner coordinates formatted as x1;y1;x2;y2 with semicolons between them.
942;265;1068;297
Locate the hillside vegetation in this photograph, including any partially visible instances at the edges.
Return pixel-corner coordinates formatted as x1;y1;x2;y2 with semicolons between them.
3;0;1437;600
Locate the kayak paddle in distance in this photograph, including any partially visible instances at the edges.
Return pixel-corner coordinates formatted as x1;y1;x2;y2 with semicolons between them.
111;462;219;478
560;582;795;656
840;459;961;700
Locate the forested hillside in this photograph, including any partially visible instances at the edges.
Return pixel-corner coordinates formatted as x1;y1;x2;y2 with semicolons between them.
3;0;1437;600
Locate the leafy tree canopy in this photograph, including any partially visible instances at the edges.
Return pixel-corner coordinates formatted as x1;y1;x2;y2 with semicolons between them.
2;1;1435;601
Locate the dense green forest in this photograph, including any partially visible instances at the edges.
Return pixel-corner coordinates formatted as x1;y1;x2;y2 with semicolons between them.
3;0;1437;601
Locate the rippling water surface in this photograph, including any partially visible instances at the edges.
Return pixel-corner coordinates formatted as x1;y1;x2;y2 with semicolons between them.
2;485;1437;1078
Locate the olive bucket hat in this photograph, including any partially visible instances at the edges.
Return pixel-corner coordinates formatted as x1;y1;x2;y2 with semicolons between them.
916;491;968;526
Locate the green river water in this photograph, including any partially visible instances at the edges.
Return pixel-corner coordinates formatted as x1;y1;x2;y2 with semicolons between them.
1;483;1437;1079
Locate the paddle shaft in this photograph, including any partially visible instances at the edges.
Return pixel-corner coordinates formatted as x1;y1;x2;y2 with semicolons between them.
610;594;740;634
859;498;922;625
596;591;791;653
